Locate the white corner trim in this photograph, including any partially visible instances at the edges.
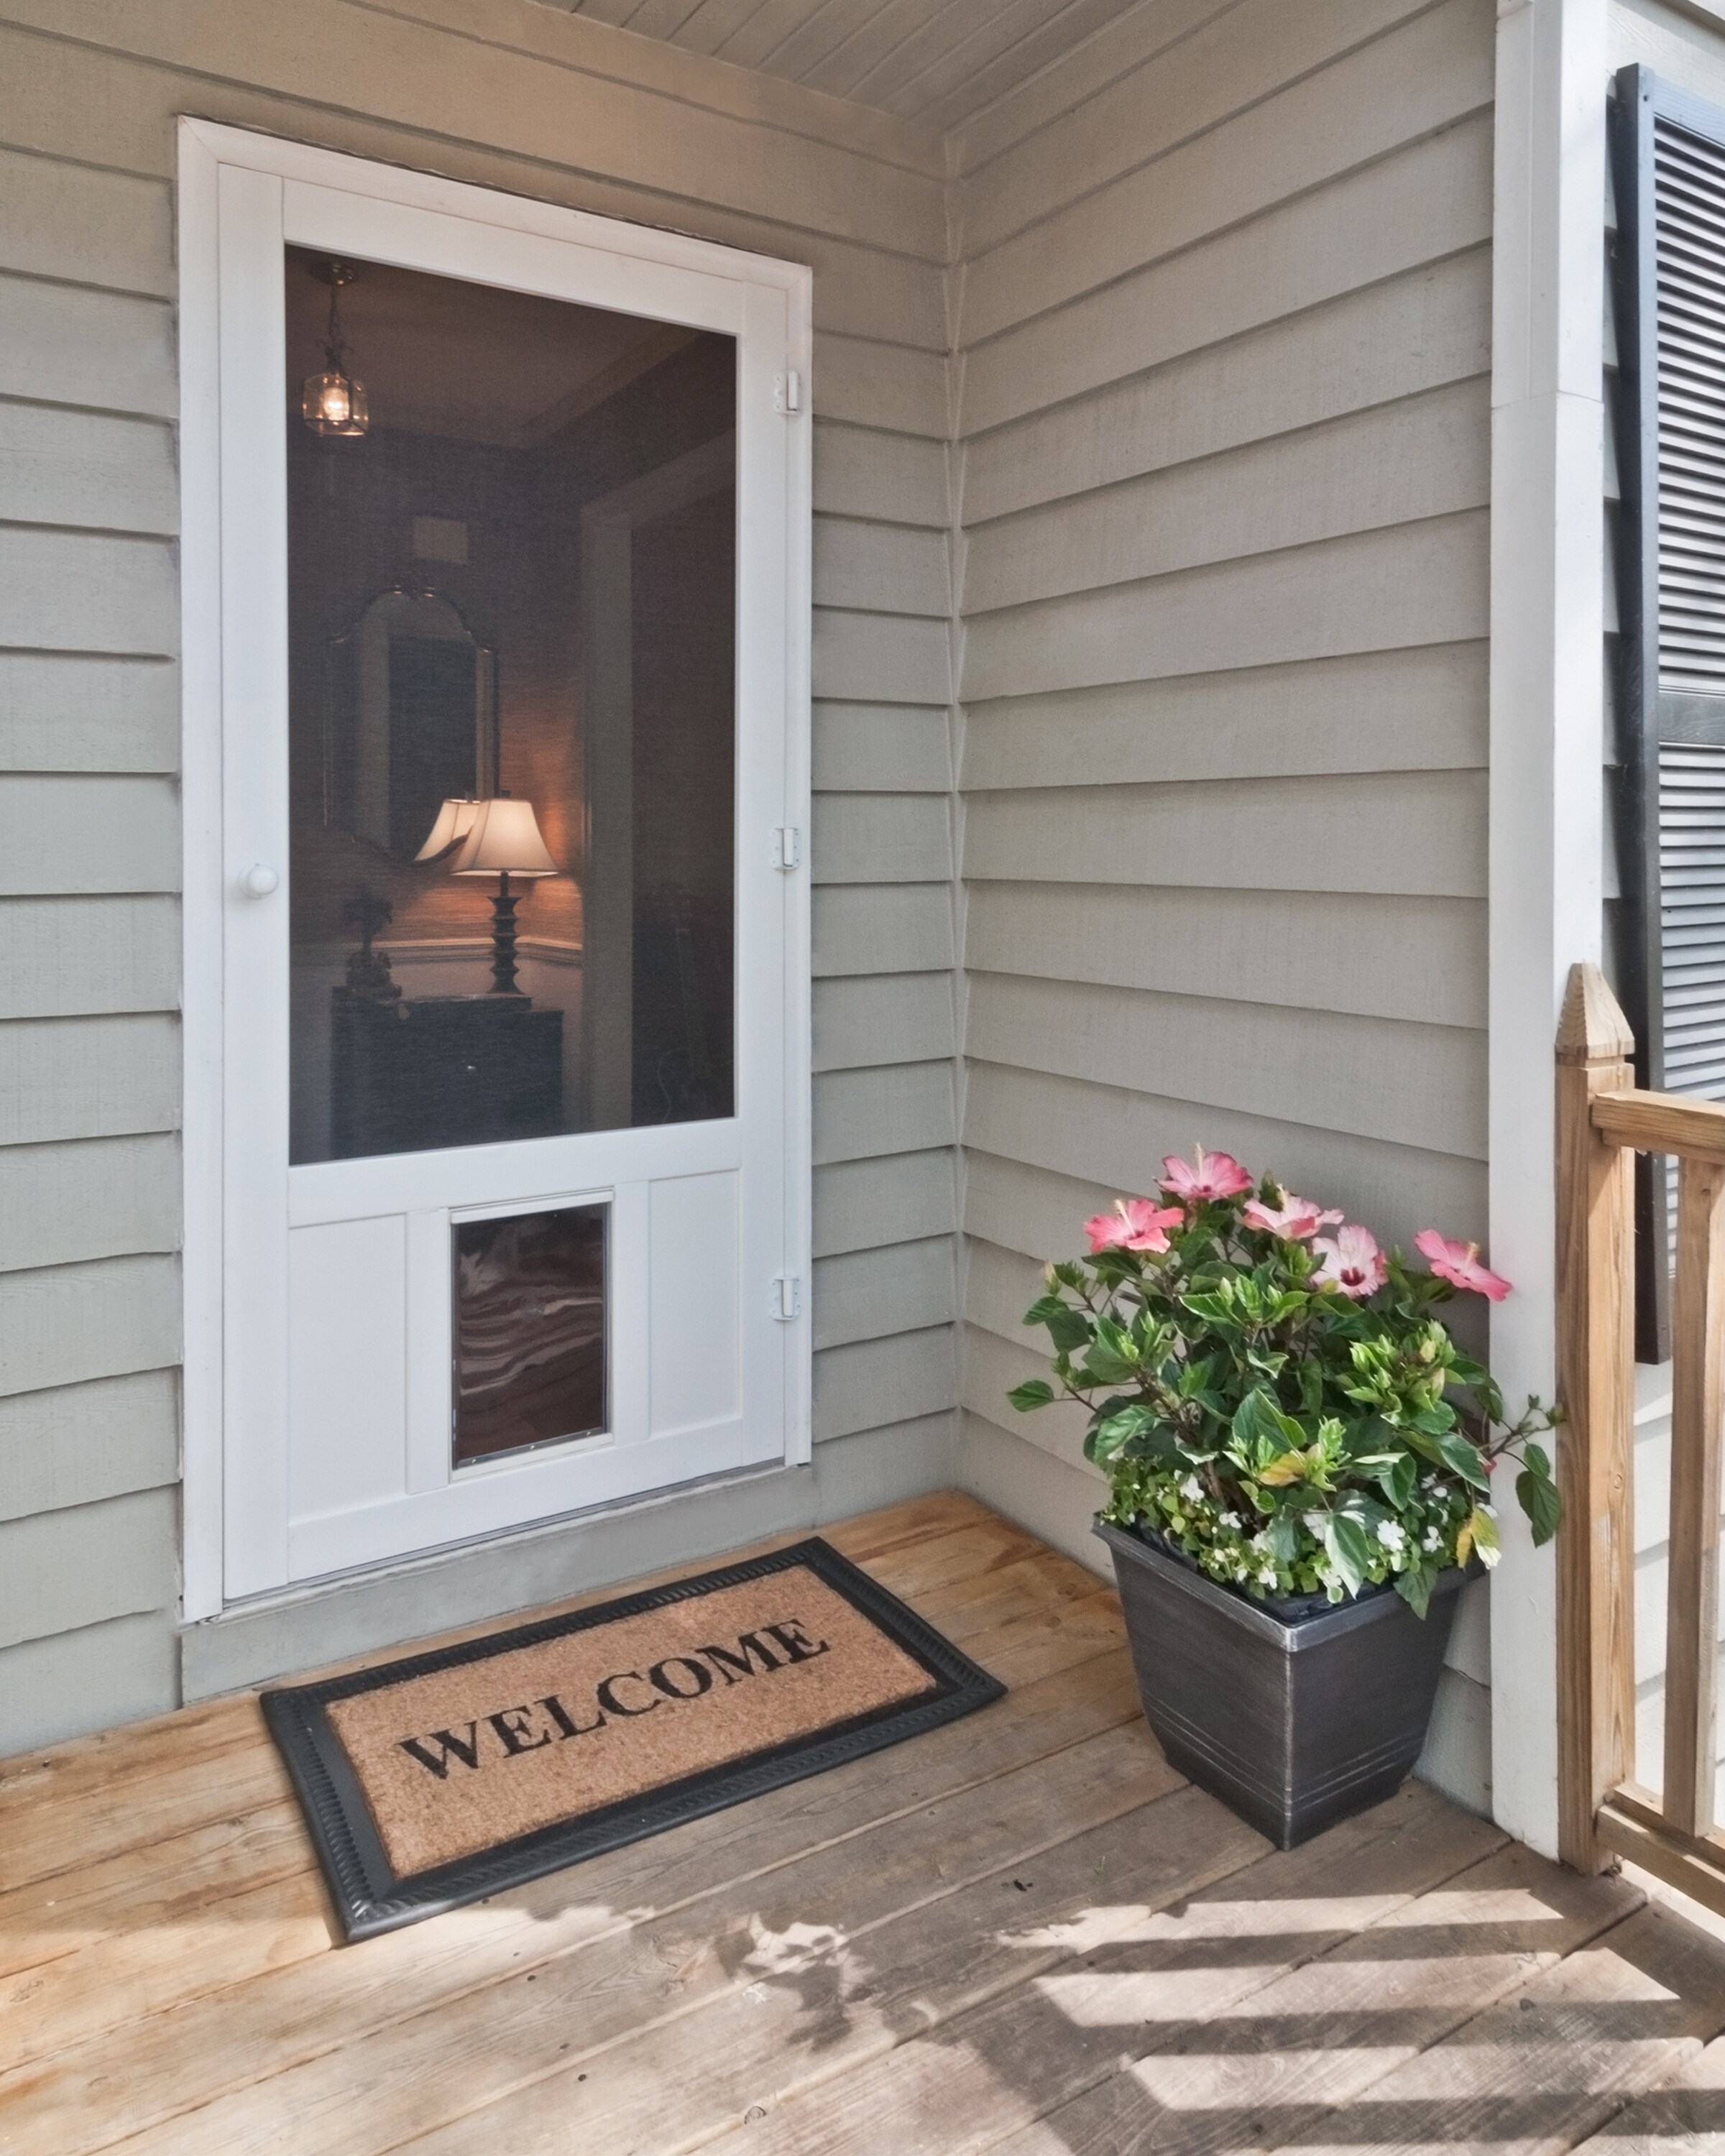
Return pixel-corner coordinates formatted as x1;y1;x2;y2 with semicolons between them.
1486;0;1609;1858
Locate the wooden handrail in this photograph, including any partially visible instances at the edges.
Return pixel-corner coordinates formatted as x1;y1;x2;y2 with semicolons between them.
1558;961;1725;1913
1593;1089;1725;1163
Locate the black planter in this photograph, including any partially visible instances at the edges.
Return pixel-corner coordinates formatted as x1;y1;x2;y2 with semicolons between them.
1095;1518;1466;1848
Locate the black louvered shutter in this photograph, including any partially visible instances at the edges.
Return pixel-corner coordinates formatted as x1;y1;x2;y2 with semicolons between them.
1611;68;1725;1358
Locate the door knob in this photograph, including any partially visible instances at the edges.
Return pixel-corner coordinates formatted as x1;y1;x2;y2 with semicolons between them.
239;863;280;898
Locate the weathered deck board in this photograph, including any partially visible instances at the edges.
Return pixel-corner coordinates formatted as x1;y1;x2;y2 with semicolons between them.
1;1495;1722;2156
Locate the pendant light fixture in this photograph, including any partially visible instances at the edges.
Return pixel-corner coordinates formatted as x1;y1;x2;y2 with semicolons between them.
301;259;370;438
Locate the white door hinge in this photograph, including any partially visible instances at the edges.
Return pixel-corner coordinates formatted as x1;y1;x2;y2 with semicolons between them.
771;1274;801;1321
773;370;803;415
770;825;801;870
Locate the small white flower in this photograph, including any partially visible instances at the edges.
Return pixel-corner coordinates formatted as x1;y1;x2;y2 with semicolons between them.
1251;1530;1271;1552
1258;1566;1276;1588
1219;1511;1241;1531
1423;1526;1444;1552
1179;1475;1204;1503
1376;1521;1407;1552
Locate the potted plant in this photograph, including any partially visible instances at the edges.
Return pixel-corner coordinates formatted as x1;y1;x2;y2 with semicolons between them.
1010;1148;1560;1848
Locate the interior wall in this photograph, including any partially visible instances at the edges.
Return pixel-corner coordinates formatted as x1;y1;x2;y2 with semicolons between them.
0;0;960;1753
946;0;1499;1810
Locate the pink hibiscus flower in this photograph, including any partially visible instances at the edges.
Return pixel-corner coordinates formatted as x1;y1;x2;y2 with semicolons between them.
1241;1192;1343;1241
1414;1230;1512;1302
1084;1197;1185;1255
1312;1223;1387;1299
1160;1148;1254;1202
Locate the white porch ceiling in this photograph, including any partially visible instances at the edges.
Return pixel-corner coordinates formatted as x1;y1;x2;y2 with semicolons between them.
550;0;1149;128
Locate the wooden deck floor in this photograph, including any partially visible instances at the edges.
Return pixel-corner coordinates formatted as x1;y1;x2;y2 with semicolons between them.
7;1494;1725;2155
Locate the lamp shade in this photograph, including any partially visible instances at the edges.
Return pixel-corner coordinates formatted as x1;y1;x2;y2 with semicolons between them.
452;796;558;877
415;797;480;862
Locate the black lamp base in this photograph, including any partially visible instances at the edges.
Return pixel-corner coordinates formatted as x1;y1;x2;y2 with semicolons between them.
489;874;521;994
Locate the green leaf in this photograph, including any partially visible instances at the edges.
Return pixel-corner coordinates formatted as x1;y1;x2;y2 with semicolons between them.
1322;1512;1373;1598
1457;1504;1501;1570
1265;1512;1300;1563
1432;1429;1491;1491
1007;1379;1054;1413
1394;1565;1435;1620
1044;1306;1092;1354
1371;1452;1417;1511
1522;1441;1552;1481
1258;1451;1309;1488
1088;1402;1156;1462
1516;1467;1562;1546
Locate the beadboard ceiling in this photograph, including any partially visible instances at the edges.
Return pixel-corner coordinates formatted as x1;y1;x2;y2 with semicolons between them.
549;0;1149;129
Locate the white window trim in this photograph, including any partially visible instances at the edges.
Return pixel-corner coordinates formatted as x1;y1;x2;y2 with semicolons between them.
175;118;813;1622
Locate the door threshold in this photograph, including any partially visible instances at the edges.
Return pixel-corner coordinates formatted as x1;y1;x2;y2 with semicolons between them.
192;1457;804;1626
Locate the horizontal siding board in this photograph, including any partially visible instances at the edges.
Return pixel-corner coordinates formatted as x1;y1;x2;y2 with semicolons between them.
960;512;1490;702
0;402;176;537
964;380;1489;614
813;334;948;438
812;1061;954;1165
0;1367;179;1523
0;1609;178;1756
0;146;171;293
813;422;950;528
957;0;1427;250
0;528;177;657
0;1133;179;1273
960;643;1486;790
0;895;179;1018
962;113;1494;437
965;972;1486;1158
814;516;952;618
0;653;178;773
0;775;178;895
961;252;1491;521
813;609;952;704
963;770;1488;900
965;883;1486;1029
962;1320;1092;1474
0;277;176;418
813;1147;956;1256
812;791;953;883
962;1071;1487;1257
951;0;1234;175
812;702;952;793
965;1232;1048;1351
814;1323;957;1440
813;882;953;977
0;1015;180;1146
0;1485;178;1651
813;970;954;1071
0;2;947;259
962;0;1490;341
0;1253;180;1397
811;1235;956;1350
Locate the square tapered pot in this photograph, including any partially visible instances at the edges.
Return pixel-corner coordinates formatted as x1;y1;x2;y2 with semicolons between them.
1095;1519;1466;1848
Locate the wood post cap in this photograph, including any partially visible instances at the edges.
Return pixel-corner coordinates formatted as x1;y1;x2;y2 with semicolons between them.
1556;962;1635;1067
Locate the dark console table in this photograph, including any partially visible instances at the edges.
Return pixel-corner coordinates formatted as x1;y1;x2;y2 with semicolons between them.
331;990;563;1159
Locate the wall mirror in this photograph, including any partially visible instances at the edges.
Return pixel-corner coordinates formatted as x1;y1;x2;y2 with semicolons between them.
326;589;499;862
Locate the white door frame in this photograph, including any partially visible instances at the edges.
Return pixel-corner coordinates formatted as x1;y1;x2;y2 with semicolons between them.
177;119;813;1622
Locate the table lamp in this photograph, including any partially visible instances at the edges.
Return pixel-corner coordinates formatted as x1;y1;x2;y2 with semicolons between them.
452;795;558;994
415;798;479;861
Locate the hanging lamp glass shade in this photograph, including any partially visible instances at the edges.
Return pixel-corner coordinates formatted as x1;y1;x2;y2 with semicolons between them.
302;366;369;438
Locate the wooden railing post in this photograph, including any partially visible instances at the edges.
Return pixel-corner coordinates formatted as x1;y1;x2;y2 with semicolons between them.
1663;1156;1725;1835
1555;962;1637;1871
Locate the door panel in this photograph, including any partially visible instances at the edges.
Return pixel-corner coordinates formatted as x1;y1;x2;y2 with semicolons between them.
207;147;806;1600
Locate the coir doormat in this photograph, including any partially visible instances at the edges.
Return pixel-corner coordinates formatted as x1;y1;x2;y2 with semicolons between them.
262;1537;1004;1941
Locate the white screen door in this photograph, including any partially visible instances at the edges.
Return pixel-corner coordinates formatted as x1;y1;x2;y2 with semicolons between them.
184;128;811;1603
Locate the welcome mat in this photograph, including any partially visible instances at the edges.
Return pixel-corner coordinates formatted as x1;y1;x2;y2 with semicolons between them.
262;1537;1004;1941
